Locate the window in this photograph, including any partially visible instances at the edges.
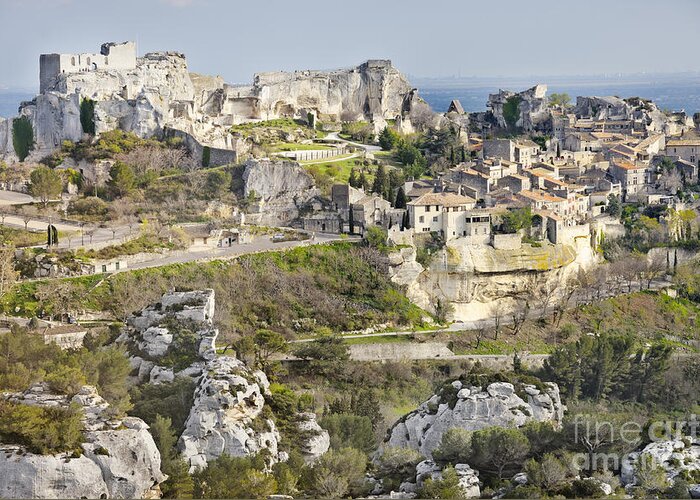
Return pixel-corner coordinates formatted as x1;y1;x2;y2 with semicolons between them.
115;262;120;270
71;56;76;66
426;206;430;212
432;216;438;222
86;57;91;65
419;216;424;223
101;265;107;273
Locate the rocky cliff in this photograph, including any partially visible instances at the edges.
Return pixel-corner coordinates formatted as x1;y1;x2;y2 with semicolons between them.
119;289;329;472
388;233;597;322
386;380;564;457
0;384;165;499
241;158;319;226
488;85;550;132
0;44;413;162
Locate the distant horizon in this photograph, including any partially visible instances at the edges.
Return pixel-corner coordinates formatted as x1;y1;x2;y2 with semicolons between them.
2;68;700;94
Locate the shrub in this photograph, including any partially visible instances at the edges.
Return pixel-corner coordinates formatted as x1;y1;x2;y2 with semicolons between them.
319;414;376;454
0;400;84;454
12;116;34;161
68;196;109;217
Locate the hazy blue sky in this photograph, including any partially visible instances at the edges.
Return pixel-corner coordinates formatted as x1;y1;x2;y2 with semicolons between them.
1;0;699;90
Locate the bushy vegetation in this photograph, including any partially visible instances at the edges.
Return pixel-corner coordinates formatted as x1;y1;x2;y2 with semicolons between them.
0;400;84;454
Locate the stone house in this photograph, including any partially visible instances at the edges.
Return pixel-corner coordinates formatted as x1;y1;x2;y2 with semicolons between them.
407;192;491;242
665;135;700;168
608;160;651;199
180;224;222;247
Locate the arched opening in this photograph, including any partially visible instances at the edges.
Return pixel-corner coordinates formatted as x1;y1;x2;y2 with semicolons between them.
71;56;76;66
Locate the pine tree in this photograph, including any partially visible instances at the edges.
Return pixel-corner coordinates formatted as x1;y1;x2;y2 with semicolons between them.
394;186;407;209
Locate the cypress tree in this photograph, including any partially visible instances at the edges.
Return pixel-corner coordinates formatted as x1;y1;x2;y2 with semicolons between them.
394;186;407;209
372;164;388;197
348;169;359;188
461;145;466;162
359;171;369;192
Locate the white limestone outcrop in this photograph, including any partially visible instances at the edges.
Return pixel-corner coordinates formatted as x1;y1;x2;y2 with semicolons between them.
621;436;700;494
0;384;165;499
242;158;319;225
386;380;564;457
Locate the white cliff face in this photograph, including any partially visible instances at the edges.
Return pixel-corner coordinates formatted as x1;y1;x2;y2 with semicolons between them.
242;158;319;225
386;380;564;457
388;234;598;323
2;48;412;163
0;384;165;499
488;85;550;132
178;356;280;472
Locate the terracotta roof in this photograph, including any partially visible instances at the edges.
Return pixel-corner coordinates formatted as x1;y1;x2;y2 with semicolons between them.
612;160;644;171
667;138;700;146
408;191;475;207
517;190;563;203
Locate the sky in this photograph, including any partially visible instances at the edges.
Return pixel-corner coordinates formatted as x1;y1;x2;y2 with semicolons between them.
1;0;700;91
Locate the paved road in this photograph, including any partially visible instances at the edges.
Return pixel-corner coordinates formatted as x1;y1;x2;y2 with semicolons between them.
0;191;34;206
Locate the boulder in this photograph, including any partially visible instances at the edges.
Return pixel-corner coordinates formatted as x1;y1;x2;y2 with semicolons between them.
386;380;564;456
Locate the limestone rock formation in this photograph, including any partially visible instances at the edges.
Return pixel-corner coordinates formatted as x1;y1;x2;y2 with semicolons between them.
386;380;564;457
296;413;331;463
120;288;328;472
621;436;700;493
1;42;414;164
178;356;280;471
242;158;319;225
0;384;165;499
388;234;597;322
488;85;550;132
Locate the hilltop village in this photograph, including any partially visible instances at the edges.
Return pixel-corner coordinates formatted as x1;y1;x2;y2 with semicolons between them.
0;42;699;500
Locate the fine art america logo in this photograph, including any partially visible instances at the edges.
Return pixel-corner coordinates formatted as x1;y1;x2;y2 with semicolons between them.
570;413;699;473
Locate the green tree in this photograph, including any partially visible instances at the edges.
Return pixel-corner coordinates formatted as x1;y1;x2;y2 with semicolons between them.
372;164;389;199
433;428;472;464
523;453;569;491
319;414;376;454
12;116;34;161
348;169;360;188
548;93;571;108
80;97;96;135
205;170;233;199
470;427;530;479
293;335;349;362
607;194;621;217
193;454;276;499
201;146;211;167
364;225;387;249
108;162;136;198
253;329;287;371
394;186;407;209
420;466;466;499
500;207;533;234
502;95;522;130
378;127;400;151
308;447;367;498
150;415;194;498
29;166;62;206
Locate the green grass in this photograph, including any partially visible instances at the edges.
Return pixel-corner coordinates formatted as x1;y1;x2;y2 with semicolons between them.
271;142;333;152
450;338;555;355
343;334;413;345
0;227;46;248
303;157;370;184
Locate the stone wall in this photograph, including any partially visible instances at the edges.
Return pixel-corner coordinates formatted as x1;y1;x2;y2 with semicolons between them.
491;233;522;250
